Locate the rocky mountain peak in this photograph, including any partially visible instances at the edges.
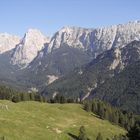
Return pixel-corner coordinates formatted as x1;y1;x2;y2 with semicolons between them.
23;28;50;44
47;26;92;53
47;21;140;59
11;29;50;67
0;33;20;54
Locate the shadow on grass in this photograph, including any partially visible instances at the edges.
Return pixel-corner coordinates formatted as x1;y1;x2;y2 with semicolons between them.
68;133;78;140
81;105;102;120
91;113;102;119
68;133;90;140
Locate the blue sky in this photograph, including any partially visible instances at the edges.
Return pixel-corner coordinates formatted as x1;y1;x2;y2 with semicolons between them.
0;0;139;37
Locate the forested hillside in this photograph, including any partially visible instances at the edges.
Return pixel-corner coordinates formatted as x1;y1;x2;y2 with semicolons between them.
93;60;140;114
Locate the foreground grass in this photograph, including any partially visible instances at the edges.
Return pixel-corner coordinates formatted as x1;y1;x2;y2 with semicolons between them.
0;100;125;140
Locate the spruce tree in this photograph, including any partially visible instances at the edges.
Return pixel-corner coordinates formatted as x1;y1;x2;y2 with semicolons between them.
21;93;27;101
39;95;43;102
12;93;21;103
30;92;35;101
84;102;91;112
78;126;88;140
97;103;104;119
43;96;47;102
92;101;97;113
60;96;66;103
54;94;61;103
127;123;140;140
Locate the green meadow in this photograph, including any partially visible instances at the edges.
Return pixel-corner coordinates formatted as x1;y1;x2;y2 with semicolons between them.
0;100;125;140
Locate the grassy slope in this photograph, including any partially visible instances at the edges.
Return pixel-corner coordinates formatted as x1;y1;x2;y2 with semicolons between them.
0;101;125;140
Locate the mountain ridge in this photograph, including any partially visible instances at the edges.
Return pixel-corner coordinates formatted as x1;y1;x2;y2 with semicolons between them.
11;28;50;67
0;20;140;68
24;21;140;90
0;21;140;93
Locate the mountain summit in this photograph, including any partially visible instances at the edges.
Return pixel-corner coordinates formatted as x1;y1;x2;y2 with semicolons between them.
11;29;50;67
0;33;20;54
47;21;140;57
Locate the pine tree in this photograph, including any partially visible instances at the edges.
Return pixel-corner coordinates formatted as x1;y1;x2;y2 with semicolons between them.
54;94;61;103
12;93;21;103
78;126;88;140
112;111;119;124
91;101;97;113
43;96;47;102
104;109;109;120
60;96;66;103
67;98;74;103
39;95;43;102
84;102;91;112
119;112;125;127
30;92;35;101
21;93;28;101
97;102;104;119
127;123;140;140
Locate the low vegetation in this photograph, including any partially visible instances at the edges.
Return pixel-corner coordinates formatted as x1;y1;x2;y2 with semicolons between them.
0;100;125;140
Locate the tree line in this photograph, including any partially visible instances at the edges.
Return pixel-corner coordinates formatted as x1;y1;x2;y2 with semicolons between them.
48;94;79;103
84;99;135;130
0;85;47;103
0;85;78;103
77;123;140;140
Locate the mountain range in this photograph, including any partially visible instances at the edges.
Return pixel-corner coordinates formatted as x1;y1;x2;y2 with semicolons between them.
0;21;140;113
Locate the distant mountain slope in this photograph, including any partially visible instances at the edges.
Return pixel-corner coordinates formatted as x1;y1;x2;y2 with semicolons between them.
0;100;125;140
0;29;50;91
23;44;92;90
0;51;29;90
44;41;140;113
93;60;140;114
